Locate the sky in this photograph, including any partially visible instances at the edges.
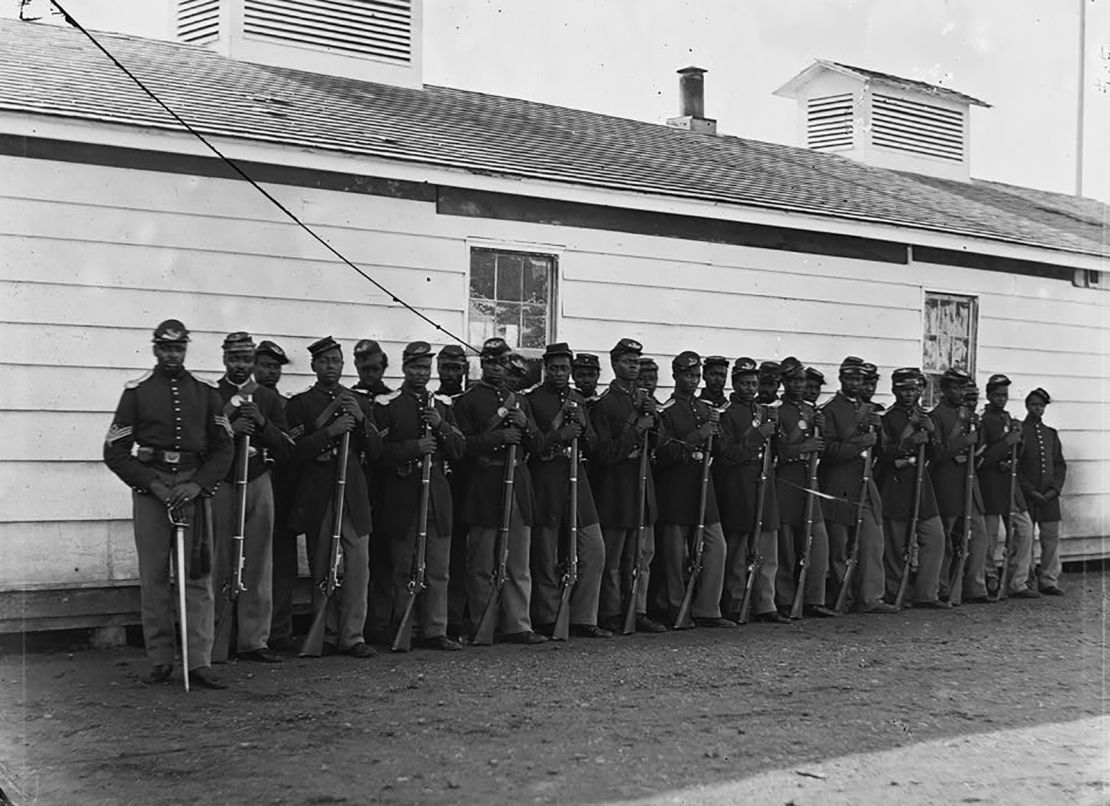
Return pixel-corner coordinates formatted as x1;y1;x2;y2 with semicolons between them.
8;0;1110;202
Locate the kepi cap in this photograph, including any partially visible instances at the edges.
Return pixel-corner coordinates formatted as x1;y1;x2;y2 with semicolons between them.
986;373;1011;391
779;356;806;380
573;352;601;370
610;338;643;361
508;352;528;377
308;336;342;358
638;356;659;372
437;344;467;365
860;362;879;381
731;357;759;377
542;342;574;362
152;319;190;344
891;367;923;389
480;337;512;361
671;350;701;372
805;366;826;384
839;356;866;375
703;355;729;370
353;339;384;358
222;331;256;354
758;360;781;379
941;367;972;387
402;341;433;365
256;340;289;364
1026;387;1051;405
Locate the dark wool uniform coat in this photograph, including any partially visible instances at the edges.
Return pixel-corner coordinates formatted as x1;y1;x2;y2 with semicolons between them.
104;369;234;494
928;400;984;518
589;381;658;529
874;405;940;521
525;382;600;528
373;387;465;538
284;383;379;536
817;391;877;526
1019;418;1066;523
216;379;292;483
977;406;1027;515
654;393;721;526
774;397;824;526
713;395;780;532
453;381;539;528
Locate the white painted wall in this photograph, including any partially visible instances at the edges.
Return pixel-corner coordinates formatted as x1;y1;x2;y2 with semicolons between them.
2;149;1106;597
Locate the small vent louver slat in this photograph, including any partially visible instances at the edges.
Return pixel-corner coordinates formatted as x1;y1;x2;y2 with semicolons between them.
177;0;219;44
243;0;412;64
872;93;964;161
807;94;853;150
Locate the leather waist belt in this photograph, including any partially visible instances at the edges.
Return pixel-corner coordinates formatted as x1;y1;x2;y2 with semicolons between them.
137;447;201;470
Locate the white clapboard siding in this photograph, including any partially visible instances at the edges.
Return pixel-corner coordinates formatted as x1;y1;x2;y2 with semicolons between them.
2;462;128;522
0;520;136;588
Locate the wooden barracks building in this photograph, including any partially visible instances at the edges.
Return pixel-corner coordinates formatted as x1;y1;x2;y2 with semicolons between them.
1;1;1107;632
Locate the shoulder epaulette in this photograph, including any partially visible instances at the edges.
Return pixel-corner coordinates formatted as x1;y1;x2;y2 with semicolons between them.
520;383;541;396
375;389;402;405
124;370;153;389
766;399;783;409
434;393;454;407
659;398;676;411
196;375;220;389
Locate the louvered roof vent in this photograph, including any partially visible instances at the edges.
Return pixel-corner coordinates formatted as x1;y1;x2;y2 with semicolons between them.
172;0;422;88
774;60;990;182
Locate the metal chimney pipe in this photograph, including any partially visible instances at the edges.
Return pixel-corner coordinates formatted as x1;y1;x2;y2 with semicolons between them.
677;66;707;119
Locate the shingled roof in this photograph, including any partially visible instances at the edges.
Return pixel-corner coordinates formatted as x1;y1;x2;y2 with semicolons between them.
1;19;1106;259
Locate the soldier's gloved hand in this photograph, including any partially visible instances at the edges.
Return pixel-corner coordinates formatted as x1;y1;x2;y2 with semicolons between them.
757;421;777;439
338;394;364;423
239;401;264;426
635;415;654;433
506;409;527;428
1004;430;1022;447
813;411;826;430
911;430;930;445
696;423;717;442
232;417;256;436
920;415;936;433
500;427;522;445
417;436;437;455
148;478;173;504
858;431;878;448
422;407;443;430
560;422;583;441
866;411;882;430
640;398;658;416
328;413;356;436
168;481;202;507
964;430;979;445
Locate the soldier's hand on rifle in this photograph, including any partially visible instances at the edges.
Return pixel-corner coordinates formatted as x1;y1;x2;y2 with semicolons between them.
757;421;777;439
338;394;364;423
499;427;522;445
328;413;356;437
239;400;264;426
422;407;443;430
167;481;202;507
639;397;658;416
232;416;256;436
814;411;827;431
857;431;878;448
635;415;654;433
1004;430;1022;447
964;430;979;446
560;421;584;441
148;478;173;505
866;411;882;430
417;435;437;455
911;429;930;445
506;408;527;428
801;436;825;453
696;422;718;442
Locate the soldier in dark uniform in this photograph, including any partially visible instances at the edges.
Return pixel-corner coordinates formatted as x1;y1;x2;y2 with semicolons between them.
454;337;546;644
374;342;466;651
875;368;948;608
212;333;292;663
652;351;735;628
979;374;1039;598
819;357;895;613
526;343;610;638
699;356;729;408
859;363;884;412
254;340;300;652
929;368;991;604
285;337;379;657
773;357;836;618
590;339;665;634
715;357;784;623
637;357;661;401
435;344;472;639
804;367;826;406
757;361;782;405
353;339;392;398
1019;388;1066;595
103;319;234;688
572;353;602;401
506;352;532;392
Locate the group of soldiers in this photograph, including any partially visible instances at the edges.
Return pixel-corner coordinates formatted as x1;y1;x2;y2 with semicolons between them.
104;320;1067;690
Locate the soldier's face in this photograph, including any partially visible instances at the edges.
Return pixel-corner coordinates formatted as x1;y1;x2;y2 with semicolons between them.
733;374;758;402
355;353;386;386
611;355;639;383
840;373;863;397
860;378;877;401
987;387;1008;409
704;366;727;392
403;357;432;392
311;349;344;386
544;357;572;389
757;378;779;403
673;368;701;396
784;375;807;400
437;360;467;391
1026;399;1046;419
637;369;658;395
481;357;508;385
153;343;186;376
574;365;601;391
804;379;823;403
942;383;965;407
253;355;283;388
224;351;254;385
894;387;918;408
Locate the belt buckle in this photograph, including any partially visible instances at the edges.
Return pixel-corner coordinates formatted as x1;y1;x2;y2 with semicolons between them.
163;451;181;464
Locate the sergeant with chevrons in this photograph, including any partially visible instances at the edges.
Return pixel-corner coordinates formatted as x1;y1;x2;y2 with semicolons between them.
374;341;467;651
525;343;610;638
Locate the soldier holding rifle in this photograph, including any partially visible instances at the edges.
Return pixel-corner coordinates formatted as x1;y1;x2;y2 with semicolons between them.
876;368;948;609
979;374;1040;599
454;337;546;645
374;341;466;651
103;319;234;689
653;351;735;629
285;336;379;657
435;344;472;641
715;357;784;624
212;332;292;663
526;343;610;639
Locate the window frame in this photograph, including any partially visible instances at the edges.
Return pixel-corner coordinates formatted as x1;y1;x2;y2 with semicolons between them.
920;289;979;408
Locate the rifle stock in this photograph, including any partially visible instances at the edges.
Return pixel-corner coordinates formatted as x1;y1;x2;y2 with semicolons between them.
738;411;774;623
300;430;350;657
789;421;822;619
893;442;927;609
834;405;875;614
552;434;579;641
674;434;714;630
622;432;652;635
472;407;519;646
948;411;977;607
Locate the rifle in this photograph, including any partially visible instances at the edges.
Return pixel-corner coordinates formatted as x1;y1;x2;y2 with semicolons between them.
552;430;579;641
674;433;714;630
622;430;652;635
947;408;978;606
167;504;191;692
835;403;875;613
472;403;519;645
993;412;1020;601
392;393;434;652
300;430;350;657
212;401;252;663
892;441;927;610
789;417;822;619
738;405;774;624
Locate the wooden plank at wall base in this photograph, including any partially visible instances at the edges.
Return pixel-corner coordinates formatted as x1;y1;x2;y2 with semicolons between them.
0;585;140;634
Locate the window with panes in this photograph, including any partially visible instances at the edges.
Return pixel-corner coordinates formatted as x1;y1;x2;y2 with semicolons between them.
921;292;978;407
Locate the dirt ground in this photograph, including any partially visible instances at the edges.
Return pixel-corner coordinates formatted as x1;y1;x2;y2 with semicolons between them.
2;567;1107;806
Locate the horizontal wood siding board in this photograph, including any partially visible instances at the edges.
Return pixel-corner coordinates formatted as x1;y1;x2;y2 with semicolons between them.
0;519;137;586
915;245;1074;283
0;586;140;632
0;134;436;202
437;187;909;265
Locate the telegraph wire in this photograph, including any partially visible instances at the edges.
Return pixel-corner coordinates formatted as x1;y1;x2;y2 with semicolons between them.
48;0;479;354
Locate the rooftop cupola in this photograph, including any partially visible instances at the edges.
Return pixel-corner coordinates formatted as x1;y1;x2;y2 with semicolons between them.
172;0;422;88
774;60;990;181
